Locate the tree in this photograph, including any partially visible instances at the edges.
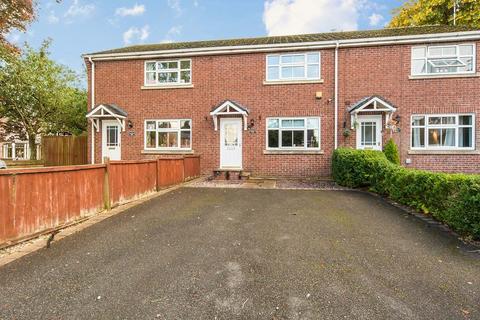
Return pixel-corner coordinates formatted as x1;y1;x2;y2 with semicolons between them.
0;40;87;160
0;0;35;51
389;0;480;28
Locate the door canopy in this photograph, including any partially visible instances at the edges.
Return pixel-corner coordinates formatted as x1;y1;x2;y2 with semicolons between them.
86;104;128;132
210;100;249;131
348;96;397;129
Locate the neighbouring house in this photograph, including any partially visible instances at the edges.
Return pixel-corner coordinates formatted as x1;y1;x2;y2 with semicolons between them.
0;118;41;161
83;25;480;177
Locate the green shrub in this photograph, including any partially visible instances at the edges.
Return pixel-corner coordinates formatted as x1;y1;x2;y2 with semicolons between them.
332;148;480;239
383;138;400;165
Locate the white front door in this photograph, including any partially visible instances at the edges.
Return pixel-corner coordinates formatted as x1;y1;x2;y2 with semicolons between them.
220;118;242;169
356;115;382;150
102;120;121;161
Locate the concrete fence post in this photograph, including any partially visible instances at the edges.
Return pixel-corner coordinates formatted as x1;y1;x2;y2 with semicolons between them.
103;157;111;210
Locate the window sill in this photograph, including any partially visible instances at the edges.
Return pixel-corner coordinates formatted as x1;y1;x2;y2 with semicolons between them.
408;149;479;155
409;73;480;80
263;149;324;155
263;79;324;86
141;84;194;90
141;149;195;155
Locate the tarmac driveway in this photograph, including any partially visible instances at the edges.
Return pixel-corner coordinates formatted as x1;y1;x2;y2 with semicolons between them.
0;188;479;319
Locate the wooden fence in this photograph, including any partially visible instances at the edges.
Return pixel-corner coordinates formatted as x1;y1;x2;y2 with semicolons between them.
0;155;200;247
42;135;88;167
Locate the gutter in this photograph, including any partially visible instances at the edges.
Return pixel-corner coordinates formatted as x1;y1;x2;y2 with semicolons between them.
82;31;480;61
88;57;95;164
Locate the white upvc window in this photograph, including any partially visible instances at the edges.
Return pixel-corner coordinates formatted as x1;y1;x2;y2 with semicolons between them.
2;142;28;159
266;52;321;82
266;117;320;150
144;119;192;150
411;44;475;76
411;114;475;150
144;59;192;86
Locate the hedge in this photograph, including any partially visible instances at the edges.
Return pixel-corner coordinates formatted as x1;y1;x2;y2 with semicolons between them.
332;148;480;240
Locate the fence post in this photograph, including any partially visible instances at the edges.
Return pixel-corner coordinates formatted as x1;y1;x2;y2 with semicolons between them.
103;157;111;210
155;158;160;192
182;156;186;182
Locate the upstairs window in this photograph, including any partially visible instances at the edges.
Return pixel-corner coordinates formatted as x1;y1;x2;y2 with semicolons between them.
145;119;192;150
411;114;475;150
267;117;320;149
145;59;191;86
411;44;475;76
266;52;321;82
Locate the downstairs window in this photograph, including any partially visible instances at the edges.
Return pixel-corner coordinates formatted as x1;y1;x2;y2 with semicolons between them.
267;117;320;150
411;114;475;150
145;119;192;150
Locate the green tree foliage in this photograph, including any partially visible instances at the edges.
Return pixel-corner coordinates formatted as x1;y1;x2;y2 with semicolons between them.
0;40;87;159
389;0;480;28
383;138;401;165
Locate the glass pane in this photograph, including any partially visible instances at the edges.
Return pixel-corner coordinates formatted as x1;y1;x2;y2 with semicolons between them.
146;131;156;148
15;145;25;159
158;121;172;129
428;47;442;56
362;122;375;145
281;119;293;127
442;46;456;56
441;128;456;147
307;53;319;63
442;116;456;125
412;59;426;74
459;45;473;56
146;72;156;84
280;55;293;64
146;121;156;130
412;116;425;126
281;131;293;147
459;115;473;125
428;117;441;125
292;55;305;63
307;65;319;79
146;62;156;71
293;131;304;147
158;72;169;83
281;66;293;79
412;47;426;58
180;70;191;83
267;55;279;65
459;57;473;72
158;132;168;147
181;120;191;129
412;128;425;147
180;131;190;148
292;66;305;78
293;119;305;127
158;62;169;69
268;119;279;128
307;118;319;128
459;127;473;148
268;130;279;148
268;66;279;80
168;132;178;147
307;129;319;148
180;60;190;69
224;124;238;146
168;72;179;83
428;129;441;146
168;61;178;69
107;126;118;146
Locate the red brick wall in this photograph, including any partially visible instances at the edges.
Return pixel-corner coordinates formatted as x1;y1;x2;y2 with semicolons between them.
87;40;480;177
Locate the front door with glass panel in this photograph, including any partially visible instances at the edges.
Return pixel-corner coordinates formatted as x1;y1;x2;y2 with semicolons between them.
220;118;242;169
102;120;121;161
356;116;382;150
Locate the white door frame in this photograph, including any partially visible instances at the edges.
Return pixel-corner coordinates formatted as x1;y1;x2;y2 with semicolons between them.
102;120;121;161
219;118;243;169
356;115;382;151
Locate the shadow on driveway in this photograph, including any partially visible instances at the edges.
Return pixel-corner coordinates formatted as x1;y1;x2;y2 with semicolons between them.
0;188;478;319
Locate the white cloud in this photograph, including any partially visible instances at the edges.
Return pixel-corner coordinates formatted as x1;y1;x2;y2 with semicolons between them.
6;32;21;44
168;0;182;15
368;13;383;27
263;0;360;36
193;0;199;7
47;11;59;24
65;0;95;18
123;25;150;45
116;4;145;17
161;25;182;43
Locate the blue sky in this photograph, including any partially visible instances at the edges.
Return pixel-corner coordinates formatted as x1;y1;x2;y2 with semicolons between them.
7;0;401;81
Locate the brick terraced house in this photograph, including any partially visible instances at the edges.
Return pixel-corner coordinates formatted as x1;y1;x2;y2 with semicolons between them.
84;25;480;177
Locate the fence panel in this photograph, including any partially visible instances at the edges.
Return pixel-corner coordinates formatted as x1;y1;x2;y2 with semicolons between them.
183;155;201;181
109;160;157;206
42;136;88;167
0;165;105;244
158;158;185;187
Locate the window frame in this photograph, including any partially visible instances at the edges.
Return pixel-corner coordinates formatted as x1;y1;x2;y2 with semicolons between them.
411;43;476;76
265;116;321;150
410;113;475;151
144;119;192;151
144;59;192;87
265;52;321;82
